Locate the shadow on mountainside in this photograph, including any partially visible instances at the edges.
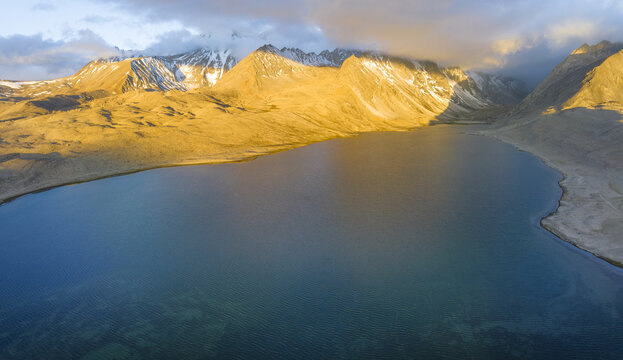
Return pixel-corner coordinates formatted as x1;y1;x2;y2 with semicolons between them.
510;46;622;117
433;78;516;125
29;95;82;112
494;107;623;169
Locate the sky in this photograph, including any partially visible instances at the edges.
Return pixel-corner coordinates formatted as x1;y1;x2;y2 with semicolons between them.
1;0;622;87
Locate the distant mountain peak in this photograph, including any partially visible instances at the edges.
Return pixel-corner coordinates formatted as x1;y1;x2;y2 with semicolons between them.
549;40;623;78
256;44;362;67
571;40;618;55
161;48;237;70
512;40;623;115
56;47;241;93
1;44;526;110
257;44;279;52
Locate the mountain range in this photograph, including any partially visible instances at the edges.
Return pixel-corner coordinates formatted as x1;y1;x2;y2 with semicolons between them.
1;41;622;265
0;44;525;107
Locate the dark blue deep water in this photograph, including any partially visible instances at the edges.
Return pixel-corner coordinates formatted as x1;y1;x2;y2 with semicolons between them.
1;126;622;359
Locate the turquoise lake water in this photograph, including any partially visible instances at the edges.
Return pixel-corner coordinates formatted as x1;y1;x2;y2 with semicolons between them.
1;126;622;359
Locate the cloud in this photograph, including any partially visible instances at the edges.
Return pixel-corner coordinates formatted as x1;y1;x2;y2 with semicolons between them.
5;0;623;85
492;37;532;56
81;15;114;24
140;23;330;60
545;20;601;48
0;31;118;80
102;0;623;72
31;2;55;11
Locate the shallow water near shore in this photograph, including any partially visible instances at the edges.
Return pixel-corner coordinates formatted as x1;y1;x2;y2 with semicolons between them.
1;126;622;359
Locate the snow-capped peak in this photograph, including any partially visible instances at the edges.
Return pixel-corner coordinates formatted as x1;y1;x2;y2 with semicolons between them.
84;48;240;91
161;48;237;70
258;44;362;67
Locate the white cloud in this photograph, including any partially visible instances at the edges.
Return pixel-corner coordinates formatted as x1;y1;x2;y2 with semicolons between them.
99;0;623;70
31;2;55;11
545;20;601;48
0;31;118;80
3;0;623;84
492;38;527;56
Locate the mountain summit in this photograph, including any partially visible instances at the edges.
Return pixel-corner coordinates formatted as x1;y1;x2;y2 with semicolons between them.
512;40;623;115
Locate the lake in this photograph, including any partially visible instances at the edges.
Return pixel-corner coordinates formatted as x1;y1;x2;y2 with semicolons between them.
1;126;622;359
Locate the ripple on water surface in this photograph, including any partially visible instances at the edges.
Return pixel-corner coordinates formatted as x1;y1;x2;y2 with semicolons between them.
1;126;623;359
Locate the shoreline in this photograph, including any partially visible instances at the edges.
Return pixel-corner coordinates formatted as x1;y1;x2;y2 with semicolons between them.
0;142;317;207
2;123;621;270
479;128;623;270
540;173;623;269
540;178;623;269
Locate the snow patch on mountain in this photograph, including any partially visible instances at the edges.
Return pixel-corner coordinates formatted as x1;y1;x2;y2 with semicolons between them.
1;44;525;109
0;81;35;89
258;45;362;67
87;48;240;91
467;71;527;105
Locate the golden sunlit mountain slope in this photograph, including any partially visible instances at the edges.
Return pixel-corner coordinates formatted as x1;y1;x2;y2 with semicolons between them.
0;48;237;101
216;48;501;124
510;41;623;115
0;45;521;206
563;49;623;110
488;41;623;265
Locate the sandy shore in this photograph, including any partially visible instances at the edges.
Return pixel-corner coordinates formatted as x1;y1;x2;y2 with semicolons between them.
481;108;623;267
